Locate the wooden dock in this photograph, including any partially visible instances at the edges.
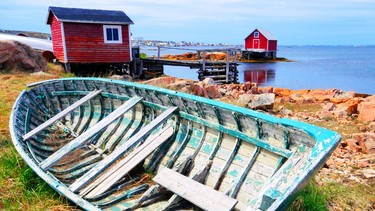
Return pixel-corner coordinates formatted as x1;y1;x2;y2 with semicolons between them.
140;47;241;84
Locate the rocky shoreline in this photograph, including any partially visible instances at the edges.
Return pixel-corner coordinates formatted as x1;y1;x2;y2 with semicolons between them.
159;51;291;62
142;76;375;190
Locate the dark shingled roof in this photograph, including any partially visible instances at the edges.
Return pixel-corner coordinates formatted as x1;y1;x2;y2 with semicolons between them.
47;6;133;25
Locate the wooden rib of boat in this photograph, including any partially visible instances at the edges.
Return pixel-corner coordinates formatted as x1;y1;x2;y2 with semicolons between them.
10;78;341;211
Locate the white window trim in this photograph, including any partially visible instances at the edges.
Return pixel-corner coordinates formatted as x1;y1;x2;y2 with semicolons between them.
103;25;122;44
254;31;259;38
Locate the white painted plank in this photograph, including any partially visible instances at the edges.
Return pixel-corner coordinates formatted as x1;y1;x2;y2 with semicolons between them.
69;106;178;193
154;167;238;211
83;125;174;198
39;96;142;170
23;90;102;141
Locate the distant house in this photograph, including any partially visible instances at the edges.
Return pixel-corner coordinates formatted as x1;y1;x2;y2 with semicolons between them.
242;28;277;59
46;6;134;71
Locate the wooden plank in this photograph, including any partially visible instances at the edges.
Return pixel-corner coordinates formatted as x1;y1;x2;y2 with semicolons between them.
39;96;142;170
153;167;238;211
83;125;174;198
23;90;102;141
69;106;178;193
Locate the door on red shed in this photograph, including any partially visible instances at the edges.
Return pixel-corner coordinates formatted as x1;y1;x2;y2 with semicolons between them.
253;39;260;49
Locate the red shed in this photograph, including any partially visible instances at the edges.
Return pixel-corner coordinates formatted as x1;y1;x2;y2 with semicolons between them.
243;28;277;59
46;6;134;71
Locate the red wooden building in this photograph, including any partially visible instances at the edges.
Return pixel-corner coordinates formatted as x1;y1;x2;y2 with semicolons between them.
242;28;277;59
46;6;134;71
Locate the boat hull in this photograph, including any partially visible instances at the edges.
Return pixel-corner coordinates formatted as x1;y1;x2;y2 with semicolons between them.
10;78;341;210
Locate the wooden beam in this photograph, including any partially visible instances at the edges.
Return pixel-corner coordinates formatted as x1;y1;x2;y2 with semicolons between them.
153;167;238;211
69;106;178;193
226;50;230;83
23;90;102;141
230;147;260;197
83;125;174;198
39;96;142;170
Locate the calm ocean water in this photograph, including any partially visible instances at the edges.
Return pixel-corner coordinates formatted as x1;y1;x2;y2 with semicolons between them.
142;46;375;94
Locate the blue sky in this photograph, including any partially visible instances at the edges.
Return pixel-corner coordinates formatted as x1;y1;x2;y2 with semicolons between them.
1;0;374;45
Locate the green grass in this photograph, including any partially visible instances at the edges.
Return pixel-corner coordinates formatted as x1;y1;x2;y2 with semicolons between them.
289;180;374;211
0;137;76;210
0;73;75;210
321;182;374;211
61;72;76;78
288;181;329;211
140;53;147;59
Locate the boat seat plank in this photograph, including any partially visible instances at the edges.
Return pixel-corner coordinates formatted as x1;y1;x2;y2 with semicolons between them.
39;96;143;170
23;90;102;141
153;167;238;211
83;125;174;198
69;106;178;193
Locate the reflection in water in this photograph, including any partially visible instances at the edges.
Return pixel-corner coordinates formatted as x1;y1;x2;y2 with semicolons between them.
243;69;275;85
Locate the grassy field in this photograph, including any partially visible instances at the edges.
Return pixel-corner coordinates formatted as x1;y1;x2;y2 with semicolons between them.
0;71;373;210
0;72;79;210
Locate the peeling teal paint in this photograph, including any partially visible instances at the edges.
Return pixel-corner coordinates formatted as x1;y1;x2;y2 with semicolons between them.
202;143;213;154
229;169;239;177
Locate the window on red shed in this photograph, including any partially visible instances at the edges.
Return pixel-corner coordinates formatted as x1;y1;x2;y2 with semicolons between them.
254;32;259;38
103;25;122;44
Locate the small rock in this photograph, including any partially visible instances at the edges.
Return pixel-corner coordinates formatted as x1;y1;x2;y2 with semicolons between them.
202;78;215;85
352;132;375;154
166;81;190;90
282;108;293;116
30;71;53;77
357;161;369;168
258;86;273;94
218;87;227;95
348;175;361;183
323;103;336;111
190;83;204;96
204;84;221;99
318;110;334;119
237;94;252;106
332;109;348;119
109;74;133;81
358;169;375;179
248;93;275;110
274;88;291;97
243;82;253;91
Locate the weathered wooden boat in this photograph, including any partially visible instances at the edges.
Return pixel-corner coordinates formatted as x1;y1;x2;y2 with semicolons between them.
10;78;341;211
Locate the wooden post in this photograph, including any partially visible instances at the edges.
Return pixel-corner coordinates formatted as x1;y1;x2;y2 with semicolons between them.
65;62;71;73
235;50;237;62
226;50;230;83
157;46;160;60
197;50;201;60
202;50;206;72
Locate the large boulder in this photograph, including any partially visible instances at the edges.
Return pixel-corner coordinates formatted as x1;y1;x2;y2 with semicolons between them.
358;96;375;122
0;40;47;72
